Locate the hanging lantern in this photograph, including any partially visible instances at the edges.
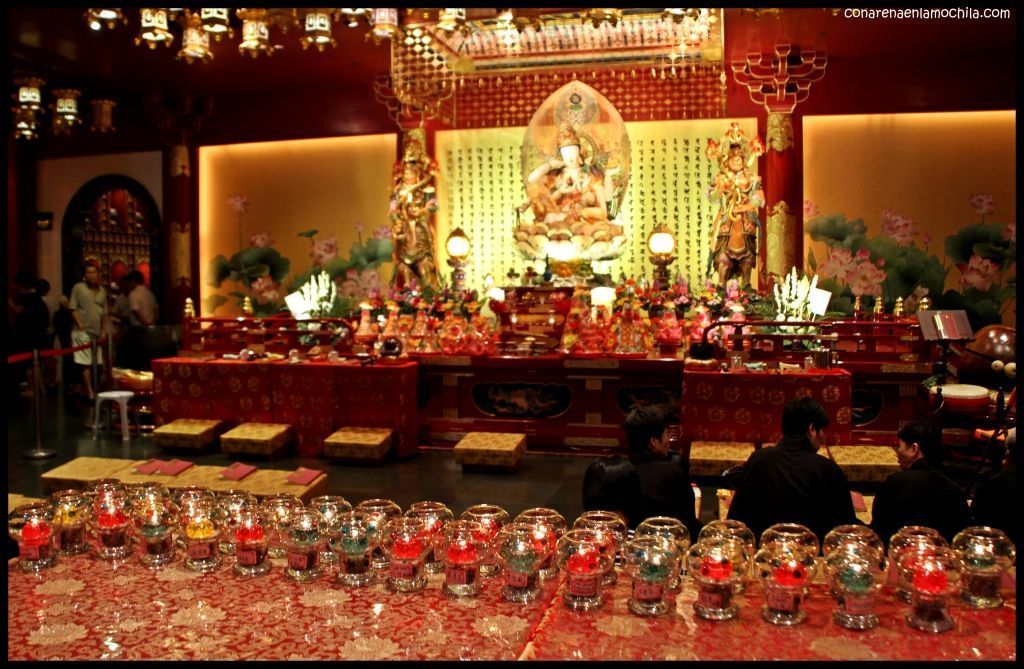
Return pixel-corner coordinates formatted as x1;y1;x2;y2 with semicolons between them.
15;77;44;111
584;9;622;29
238;11;274;58
178;13;213;64
437;8;467;34
200;8;233;40
86;9;126;31
300;11;335;51
90;99;117;134
368;8;399;44
12;108;40;141
341;8;369;28
136;8;174;48
51;89;82;136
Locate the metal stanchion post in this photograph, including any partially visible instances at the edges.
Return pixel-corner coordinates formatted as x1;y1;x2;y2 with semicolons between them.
23;349;56;459
91;338;99;393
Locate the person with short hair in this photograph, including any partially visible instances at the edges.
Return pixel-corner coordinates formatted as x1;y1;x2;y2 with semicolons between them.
582;456;643;528
870;419;972;544
728;397;858;542
69;264;107;401
968;428;1017;547
624;404;701;537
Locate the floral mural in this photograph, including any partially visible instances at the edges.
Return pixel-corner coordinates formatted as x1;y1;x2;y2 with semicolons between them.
806;194;1015;328
205;196;393;317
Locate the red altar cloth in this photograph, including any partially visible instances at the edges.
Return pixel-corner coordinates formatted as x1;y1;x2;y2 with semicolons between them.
680;369;852;445
6;557;557;660
153;358;419;457
523;576;1016;661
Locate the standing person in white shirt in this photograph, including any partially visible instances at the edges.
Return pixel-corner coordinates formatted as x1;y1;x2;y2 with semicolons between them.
69;264;107;402
121;270;158;369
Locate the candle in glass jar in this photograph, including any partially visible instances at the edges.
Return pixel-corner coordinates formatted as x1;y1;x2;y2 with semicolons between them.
700;554;734;581
446;540;479;565
97;509;128;528
912;562;948;595
393;535;424;560
236;524;265;543
186;519;216;540
567;545;600;574
837;562;875;594
773;559;808;587
21;520;52;546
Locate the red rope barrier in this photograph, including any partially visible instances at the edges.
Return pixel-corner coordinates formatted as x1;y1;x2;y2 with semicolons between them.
6;336;111;365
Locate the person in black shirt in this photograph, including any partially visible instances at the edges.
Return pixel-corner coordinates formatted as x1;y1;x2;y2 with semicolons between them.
870;419;972;544
969;428;1017;547
582;456;644;528
624;404;701;538
729;397;857;544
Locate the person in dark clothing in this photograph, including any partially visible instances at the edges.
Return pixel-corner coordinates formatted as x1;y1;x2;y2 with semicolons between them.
53;294;76;393
10;271;49;353
728;397;857;544
624;404;701;538
582;456;644;528
870;419;973;544
969;428;1017;547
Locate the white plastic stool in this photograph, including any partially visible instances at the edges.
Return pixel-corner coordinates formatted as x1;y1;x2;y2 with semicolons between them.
94;390;135;441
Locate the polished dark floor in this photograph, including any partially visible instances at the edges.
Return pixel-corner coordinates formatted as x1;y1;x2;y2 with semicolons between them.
7;388;722;523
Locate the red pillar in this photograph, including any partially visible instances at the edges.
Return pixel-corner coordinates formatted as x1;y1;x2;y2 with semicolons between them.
161;143;199;323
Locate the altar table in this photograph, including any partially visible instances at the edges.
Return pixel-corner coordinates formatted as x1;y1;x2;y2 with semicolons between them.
680;369;853;446
152;358;418;457
522;576;1016;661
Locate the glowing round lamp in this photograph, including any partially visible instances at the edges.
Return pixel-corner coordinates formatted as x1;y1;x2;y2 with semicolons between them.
647;223;677;290
446;228;470;260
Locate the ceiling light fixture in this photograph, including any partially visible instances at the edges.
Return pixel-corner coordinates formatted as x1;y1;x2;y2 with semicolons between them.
369;8;399;44
51;88;82;136
90;99;117;133
301;10;336;51
238;9;274;58
86;8;126;31
200;8;233;40
136;8;174;48
179;11;213;63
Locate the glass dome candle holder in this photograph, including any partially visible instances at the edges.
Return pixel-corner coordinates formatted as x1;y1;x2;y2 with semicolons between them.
129;481;171;507
182;498;221;572
698;520;756;592
215;490;258;556
462;504;510;578
754;540;817;626
574;511;628;586
827;551;886;630
311;495;353;569
355;498;403;570
557;528;613;612
823;525;885;597
133;496;178;568
233;509;271;577
688;537;748;621
514;508;566;581
952;526;1016;609
283;508;324;583
889;526;948;603
381;517;432;592
406;501;455;575
436;520;490;598
901;546;962;633
8;502;57;572
623;535;679;617
330;511;377;587
172;487;216;548
259;493;304;559
496;523;550;603
50;489;90;556
638;516;692;591
90;483;133;560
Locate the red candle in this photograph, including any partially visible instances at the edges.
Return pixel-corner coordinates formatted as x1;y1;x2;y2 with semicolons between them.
236;524;265;543
472;525;498;543
912;563;948;595
446;541;479;565
532;528;555;554
567;545;600;574
96;509;128;529
21;521;52;547
393;536;424;560
773;559;808;587
700;555;734;581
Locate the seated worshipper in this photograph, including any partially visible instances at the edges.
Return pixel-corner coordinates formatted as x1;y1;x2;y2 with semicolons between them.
968;428;1017;548
582;456;644;529
729;397;858;542
624;405;701;538
870;419;973;544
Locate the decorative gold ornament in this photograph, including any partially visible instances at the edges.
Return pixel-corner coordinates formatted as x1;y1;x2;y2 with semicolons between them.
86;8;126;31
853;296;863;313
893;296;904;317
766;111;794;153
917;296;932;312
873;297;885;315
242;296;254;316
200;8;233;40
50;89;82;136
584;9;623;29
766;200;796;281
178;12;214;64
90;99;116;133
300;10;336;51
184;297;196;318
136;8;174;48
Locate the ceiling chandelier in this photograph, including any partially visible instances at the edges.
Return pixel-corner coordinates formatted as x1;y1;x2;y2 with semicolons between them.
10;75;117;140
86;8;126;31
51;88;82;135
237;9;275;58
135;8;174;48
12;77;45;140
300;10;336;51
200;8;232;40
178;11;213;64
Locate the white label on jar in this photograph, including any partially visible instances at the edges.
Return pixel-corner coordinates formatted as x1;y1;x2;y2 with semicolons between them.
697;589;724;609
287;552;309;570
446;567;468;585
506;571;530;587
391;562;415;580
568;574;598;597
634;581;663;601
237;549;258;566
188;542;212;559
845;594;875;615
766;589;796;612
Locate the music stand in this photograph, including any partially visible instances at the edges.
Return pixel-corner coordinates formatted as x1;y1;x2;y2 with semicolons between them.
917;310;973;387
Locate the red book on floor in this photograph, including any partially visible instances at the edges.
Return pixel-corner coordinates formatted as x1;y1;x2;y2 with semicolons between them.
287;467;323;485
134;459;167;475
159;459;195;476
221;462;257;481
851;491;867;512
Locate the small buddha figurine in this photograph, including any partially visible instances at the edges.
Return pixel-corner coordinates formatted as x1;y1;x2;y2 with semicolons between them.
355;305;375;342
